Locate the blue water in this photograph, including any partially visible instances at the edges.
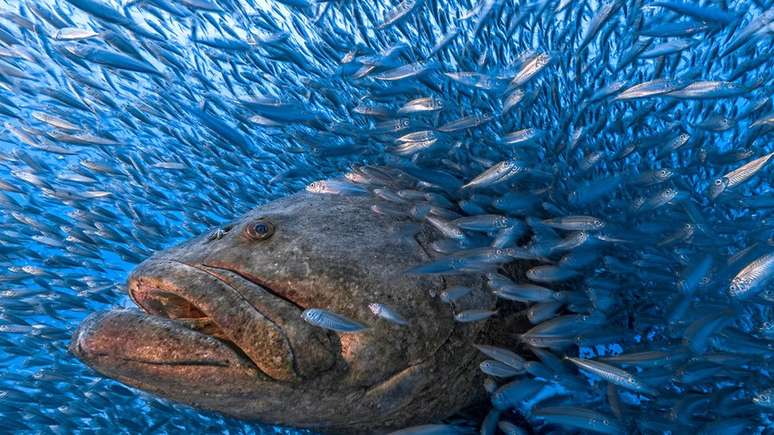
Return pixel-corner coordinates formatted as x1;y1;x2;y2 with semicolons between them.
0;0;772;433
0;0;347;432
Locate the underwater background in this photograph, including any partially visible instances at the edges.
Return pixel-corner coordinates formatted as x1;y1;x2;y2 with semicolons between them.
0;0;772;433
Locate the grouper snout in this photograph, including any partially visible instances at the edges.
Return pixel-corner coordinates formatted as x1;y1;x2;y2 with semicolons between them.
71;184;502;433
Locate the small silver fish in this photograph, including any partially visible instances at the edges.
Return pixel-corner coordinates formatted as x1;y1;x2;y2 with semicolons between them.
527;265;578;283
527;301;564;324
426;215;465;240
502;89;525;114
368;303;409;326
492;224;526;248
454;309;497;322
500;128;544;147
31;112;79;130
708;152;773;199
479;360;523;378
667;81;748;99
306;180;368;195
439;286;473;303
54;27;100;41
493;283;560;303
566;357;656;395
641;39;694;58
375;62;433;81
751;111;774;129
301;308;368;332
379;0;421;29
398;97;444;113
438;113;493;132
615;79;688;100
474;344;526;369
532;406;624;435
463;159;525;189
509;52;551;87
729;252;774;299
397;130;437;143
153;162;188;170
453;214;513;232
491;379;545;410
753;388;774;408
541;216;605;231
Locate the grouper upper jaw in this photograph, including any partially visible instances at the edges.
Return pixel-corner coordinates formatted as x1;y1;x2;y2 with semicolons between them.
124;257;337;382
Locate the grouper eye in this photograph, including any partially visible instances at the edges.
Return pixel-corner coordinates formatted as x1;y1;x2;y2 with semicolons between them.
245;219;274;240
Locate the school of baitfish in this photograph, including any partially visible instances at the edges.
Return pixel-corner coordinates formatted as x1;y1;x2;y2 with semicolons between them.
0;0;772;433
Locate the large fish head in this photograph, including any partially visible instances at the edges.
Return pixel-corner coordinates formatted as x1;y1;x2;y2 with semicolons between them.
70;185;495;431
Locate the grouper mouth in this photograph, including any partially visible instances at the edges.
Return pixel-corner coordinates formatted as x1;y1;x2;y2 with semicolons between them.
71;258;338;393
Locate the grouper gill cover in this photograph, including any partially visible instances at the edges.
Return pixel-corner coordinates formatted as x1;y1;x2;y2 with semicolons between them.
0;0;772;433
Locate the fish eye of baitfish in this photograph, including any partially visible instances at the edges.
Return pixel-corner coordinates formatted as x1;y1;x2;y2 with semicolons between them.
245;219;275;240
207;222;236;241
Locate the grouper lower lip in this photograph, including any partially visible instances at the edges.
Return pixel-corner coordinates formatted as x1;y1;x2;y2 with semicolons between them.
70;310;265;391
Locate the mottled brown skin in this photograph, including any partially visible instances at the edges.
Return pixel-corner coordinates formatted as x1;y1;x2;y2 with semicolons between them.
71;186;520;433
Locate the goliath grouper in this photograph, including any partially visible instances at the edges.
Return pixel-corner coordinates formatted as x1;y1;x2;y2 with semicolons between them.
70;169;526;433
